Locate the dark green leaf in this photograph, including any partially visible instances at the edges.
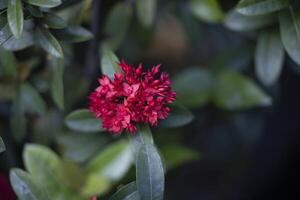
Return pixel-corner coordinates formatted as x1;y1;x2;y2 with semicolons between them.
110;182;141;200
7;0;23;38
213;71;272;109
224;10;275;31
101;47;120;79
104;3;132;50
43;12;67;29
189;0;224;23
136;144;164;200
10;169;50;200
173;68;213;107
36;26;63;57
136;0;156;28
26;5;43;18
132;125;154;155
53;26;93;43
0;0;8;9
236;0;289;15
161;144;200;170
24;0;62;8
255;30;284;86
159;103;194;128
65;109;104;132
50;58;64;109
0;24;12;45
20;83;47;115
279;7;300;65
0;136;5;153
0;47;17;76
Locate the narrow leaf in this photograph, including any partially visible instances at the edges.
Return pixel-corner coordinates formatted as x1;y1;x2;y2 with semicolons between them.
53;26;93;43
101;47;120;79
189;0;224;23
213;71;272;109
255;30;284;86
42;13;67;29
50;58;64;109
136;0;156;28
65;109;103;132
159;103;194;128
237;0;289;16
110;182;141;200
7;0;23;38
0;136;5;153
136;144;164;200
0;47;17;76
36;26;63;58
24;0;62;8
279;7;300;65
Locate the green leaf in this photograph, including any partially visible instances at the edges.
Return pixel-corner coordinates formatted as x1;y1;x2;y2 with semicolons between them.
110;182;141;200
81;174;110;197
159;103;194;128
43;12;67;29
213;71;272;110
50;58;64;109
104;3;132;50
10;169;50;200
136;0;156;28
7;0;23;38
279;7;300;65
65;109;104;132
101;47;120;79
132;125;154;155
20;83;47;115
255;30;284;86
24;0;62;8
53;26;93;43
0;47;17;76
236;0;288;16
173;68;213;107
56;132;107;163
0;24;12;45
26;5;43;18
189;0;224;23
161;144;200;170
86;140;133;182
0;136;5;153
36;26;63;58
0;0;8;9
136;144;164;200
224;10;275;31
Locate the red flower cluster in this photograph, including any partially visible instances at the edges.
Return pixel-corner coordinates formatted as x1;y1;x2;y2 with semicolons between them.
89;61;176;134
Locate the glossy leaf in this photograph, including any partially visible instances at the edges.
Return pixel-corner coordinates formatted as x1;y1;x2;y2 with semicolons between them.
236;0;288;15
65;109;104;132
136;143;164;200
173;68;213;107
7;0;23;38
255;30;284;86
110;182;140;200
132;125;154;155
51;58;64;109
159;103;194;128
86;140;133;182
0;136;5;153
104;3;132;50
279;7;300;65
213;71;272;109
101;47;121;79
24;0;62;8
136;0;156;28
36;26;63;58
26;5;43;18
43;13;67;29
54;26;93;43
224;10;275;31
10;169;50;200
189;0;224;23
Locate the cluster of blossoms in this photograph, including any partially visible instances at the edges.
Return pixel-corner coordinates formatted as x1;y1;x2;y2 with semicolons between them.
89;61;176;134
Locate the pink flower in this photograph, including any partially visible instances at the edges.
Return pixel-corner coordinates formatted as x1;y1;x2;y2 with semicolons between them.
89;61;176;134
0;173;16;200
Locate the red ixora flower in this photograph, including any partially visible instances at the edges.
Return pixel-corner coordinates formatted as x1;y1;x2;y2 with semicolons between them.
89;61;176;134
